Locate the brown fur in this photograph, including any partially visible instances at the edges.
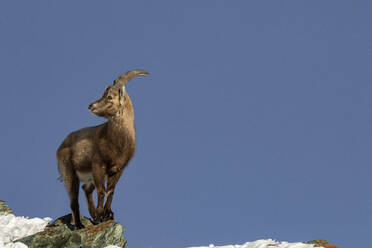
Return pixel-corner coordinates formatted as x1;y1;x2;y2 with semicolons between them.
57;70;148;229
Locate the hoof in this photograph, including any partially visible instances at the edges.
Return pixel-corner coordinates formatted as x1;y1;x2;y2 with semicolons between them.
103;210;114;222
93;211;114;223
94;207;105;224
75;222;85;230
91;219;99;225
93;216;103;224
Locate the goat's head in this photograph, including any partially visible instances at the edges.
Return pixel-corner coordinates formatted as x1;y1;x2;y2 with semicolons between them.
88;69;148;118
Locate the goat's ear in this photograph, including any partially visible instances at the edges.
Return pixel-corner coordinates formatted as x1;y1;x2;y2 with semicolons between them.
119;86;126;105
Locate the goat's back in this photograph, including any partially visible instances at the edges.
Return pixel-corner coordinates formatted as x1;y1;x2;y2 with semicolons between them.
57;124;103;176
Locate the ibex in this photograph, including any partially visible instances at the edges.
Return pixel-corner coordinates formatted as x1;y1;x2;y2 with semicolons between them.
57;70;148;229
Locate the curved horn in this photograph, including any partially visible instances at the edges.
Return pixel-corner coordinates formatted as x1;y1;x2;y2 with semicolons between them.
113;69;149;88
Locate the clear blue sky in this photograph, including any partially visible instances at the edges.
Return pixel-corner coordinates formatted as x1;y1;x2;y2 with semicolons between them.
0;1;370;248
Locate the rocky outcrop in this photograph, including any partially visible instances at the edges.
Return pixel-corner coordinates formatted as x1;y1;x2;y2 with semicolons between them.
0;200;13;215
15;214;126;248
305;240;339;248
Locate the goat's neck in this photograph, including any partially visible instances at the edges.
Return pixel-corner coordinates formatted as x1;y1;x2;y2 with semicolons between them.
107;108;135;147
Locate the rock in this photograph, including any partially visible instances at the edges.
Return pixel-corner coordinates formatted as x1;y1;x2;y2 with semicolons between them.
305;239;339;248
15;214;126;248
0;200;13;215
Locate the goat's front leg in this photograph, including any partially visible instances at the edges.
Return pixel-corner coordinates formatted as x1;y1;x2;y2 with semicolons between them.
103;168;124;221
92;162;106;223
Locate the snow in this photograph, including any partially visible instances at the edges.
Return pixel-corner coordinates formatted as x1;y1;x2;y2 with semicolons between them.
188;239;320;248
0;213;51;248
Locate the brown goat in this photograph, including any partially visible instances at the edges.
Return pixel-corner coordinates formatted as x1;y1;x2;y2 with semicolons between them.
57;70;148;229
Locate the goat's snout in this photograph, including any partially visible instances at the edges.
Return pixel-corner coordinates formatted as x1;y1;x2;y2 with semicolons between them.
88;102;97;113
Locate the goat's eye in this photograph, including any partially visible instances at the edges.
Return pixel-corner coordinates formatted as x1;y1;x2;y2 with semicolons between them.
107;95;113;100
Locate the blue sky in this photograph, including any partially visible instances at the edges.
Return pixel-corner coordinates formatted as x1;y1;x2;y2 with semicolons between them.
0;1;371;247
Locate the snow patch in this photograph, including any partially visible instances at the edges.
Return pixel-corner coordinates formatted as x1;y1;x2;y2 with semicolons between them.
0;213;51;248
188;239;320;248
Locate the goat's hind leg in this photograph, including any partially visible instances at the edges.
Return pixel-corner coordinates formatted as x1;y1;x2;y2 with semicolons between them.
82;183;96;222
58;150;84;229
65;175;84;229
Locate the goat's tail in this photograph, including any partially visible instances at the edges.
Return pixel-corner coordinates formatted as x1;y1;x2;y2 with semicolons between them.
57;158;64;182
57;174;64;182
56;149;68;183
